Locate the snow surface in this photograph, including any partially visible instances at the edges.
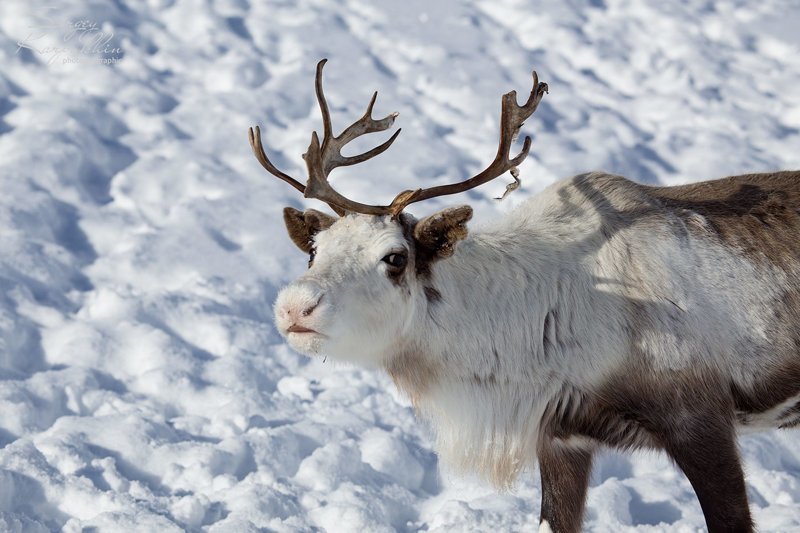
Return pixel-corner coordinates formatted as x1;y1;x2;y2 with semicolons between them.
1;0;799;531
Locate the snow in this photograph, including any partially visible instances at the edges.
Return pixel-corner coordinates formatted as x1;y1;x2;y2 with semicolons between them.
0;0;799;531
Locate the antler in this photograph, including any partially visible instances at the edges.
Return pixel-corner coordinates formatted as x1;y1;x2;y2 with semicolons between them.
387;70;548;214
248;60;548;216
248;59;401;216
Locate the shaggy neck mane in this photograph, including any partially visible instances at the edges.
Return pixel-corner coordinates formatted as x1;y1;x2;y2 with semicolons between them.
385;211;584;487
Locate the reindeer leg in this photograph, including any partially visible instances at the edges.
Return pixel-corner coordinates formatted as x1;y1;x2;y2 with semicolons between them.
661;418;753;533
538;441;594;533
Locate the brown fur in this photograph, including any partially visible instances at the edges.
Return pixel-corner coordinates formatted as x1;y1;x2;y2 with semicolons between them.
730;360;800;416
411;206;472;277
385;351;441;408
779;402;800;428
568;171;800;273
542;361;755;532
423;286;442;303
644;171;800;267
413;205;473;257
538;442;593;533
283;207;336;253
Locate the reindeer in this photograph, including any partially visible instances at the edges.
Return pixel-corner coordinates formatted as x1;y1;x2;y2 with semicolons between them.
251;60;800;533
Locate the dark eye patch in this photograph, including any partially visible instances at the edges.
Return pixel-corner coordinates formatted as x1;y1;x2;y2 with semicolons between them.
308;247;316;268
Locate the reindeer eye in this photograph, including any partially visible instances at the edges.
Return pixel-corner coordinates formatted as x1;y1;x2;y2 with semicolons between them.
382;252;407;271
308;247;316;268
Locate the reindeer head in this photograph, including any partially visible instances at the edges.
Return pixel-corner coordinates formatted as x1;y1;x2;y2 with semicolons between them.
252;60;547;364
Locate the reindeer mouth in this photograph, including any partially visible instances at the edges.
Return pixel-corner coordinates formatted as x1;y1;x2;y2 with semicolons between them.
287;324;319;334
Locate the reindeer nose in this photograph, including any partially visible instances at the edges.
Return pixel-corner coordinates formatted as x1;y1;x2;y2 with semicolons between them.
282;296;321;321
274;282;325;329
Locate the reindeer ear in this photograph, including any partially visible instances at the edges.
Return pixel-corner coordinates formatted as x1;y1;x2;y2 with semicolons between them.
413;206;473;259
283;207;337;253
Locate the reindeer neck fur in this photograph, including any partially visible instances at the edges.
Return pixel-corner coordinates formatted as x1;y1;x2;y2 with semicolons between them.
384;178;633;487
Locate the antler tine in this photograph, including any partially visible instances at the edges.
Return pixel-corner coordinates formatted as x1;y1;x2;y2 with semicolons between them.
311;60;402;176
385;70;549;215
248;125;307;194
249;123;344;215
328;92;402;173
314;59;334;148
300;59;404;214
501;70;547;166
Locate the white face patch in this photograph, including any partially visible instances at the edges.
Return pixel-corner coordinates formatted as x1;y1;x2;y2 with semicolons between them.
274;214;427;365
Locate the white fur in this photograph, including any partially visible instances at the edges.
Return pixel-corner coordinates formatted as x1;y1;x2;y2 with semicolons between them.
274;172;797;487
275;214;422;367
